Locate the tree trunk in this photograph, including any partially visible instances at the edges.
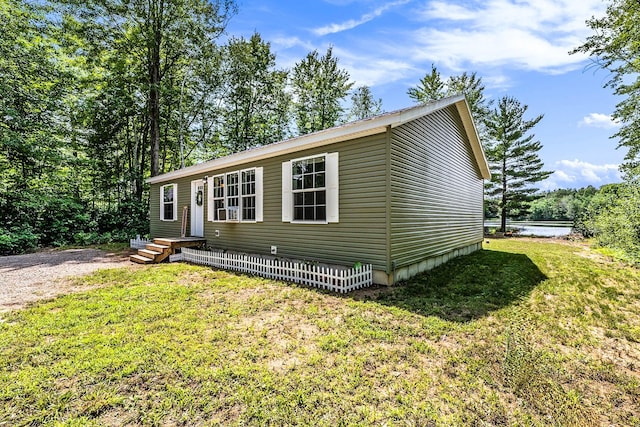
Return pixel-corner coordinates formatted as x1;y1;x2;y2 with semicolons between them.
149;0;163;177
501;157;507;232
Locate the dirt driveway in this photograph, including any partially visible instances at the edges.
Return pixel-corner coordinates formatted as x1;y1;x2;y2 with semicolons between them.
0;248;135;313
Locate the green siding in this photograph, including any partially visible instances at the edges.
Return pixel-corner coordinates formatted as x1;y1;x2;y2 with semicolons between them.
389;105;484;269
150;133;389;271
150;177;195;237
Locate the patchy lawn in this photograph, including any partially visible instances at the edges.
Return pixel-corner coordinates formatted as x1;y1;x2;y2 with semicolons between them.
0;239;638;426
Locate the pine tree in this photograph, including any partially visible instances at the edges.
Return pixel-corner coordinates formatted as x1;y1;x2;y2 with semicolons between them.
484;96;553;232
407;64;445;103
407;65;491;135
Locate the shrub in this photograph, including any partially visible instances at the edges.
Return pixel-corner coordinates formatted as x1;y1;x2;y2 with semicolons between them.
0;188;149;254
0;227;39;255
579;183;640;263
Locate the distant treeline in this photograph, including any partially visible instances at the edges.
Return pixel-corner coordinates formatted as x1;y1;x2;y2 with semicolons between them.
485;186;598;222
487;184;640;263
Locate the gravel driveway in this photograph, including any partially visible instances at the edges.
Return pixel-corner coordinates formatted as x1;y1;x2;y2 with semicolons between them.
0;248;135;313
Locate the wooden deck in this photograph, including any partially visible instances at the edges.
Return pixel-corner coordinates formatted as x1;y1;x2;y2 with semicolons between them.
130;237;206;264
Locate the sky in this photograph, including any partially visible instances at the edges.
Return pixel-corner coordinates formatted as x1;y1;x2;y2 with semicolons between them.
225;0;624;190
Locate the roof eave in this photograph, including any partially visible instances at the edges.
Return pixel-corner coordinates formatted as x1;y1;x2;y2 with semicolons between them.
454;99;491;180
146;94;488;184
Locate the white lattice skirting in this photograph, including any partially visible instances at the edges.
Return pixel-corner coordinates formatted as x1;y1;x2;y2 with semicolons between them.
181;248;372;293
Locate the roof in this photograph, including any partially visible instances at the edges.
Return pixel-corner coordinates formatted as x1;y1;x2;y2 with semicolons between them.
147;94;491;184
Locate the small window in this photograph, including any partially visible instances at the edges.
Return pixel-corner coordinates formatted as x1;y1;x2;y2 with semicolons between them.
282;153;338;223
160;184;177;221
292;156;326;221
226;172;239;221
242;169;256;221
212;175;225;221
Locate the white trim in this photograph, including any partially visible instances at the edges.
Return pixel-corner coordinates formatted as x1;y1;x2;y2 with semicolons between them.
456;101;491;179
288;152;329;163
207;175;214;222
255;167;264;222
284;153;338;224
160;183;178;222
281;161;292;222
208;168;262;223
209;174;225;222
190;179;205;237
225;171;240;222
147;95;489;184
326;152;339;223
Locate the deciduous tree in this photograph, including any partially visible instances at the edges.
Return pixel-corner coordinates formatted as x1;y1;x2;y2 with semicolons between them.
572;0;640;180
291;47;353;134
58;0;236;176
222;32;290;152
347;85;382;121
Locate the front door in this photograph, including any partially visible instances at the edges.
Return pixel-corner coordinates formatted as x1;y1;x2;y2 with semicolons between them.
191;179;205;237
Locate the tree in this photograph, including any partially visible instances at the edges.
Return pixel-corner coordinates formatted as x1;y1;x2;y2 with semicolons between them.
347;86;382;121
291;47;353;135
572;0;640;179
484;96;552;232
578;183;640;260
407;65;491;128
407;64;445;104
58;0;236;177
0;0;72;189
221;32;290;152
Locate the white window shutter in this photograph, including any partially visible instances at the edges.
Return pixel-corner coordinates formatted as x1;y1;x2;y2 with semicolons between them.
160;186;164;220
207;178;214;222
282;161;292;222
326;152;339;223
255;167;264;222
172;184;178;221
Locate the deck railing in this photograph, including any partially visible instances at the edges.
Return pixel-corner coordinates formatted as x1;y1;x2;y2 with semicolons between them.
181;248;372;293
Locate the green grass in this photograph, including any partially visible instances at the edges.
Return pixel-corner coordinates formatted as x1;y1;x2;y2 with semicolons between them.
1;239;639;426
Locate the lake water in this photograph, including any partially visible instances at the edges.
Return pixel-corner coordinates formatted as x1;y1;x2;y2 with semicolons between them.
485;222;573;237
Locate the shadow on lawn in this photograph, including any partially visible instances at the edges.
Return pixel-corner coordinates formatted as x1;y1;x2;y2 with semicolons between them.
363;249;547;323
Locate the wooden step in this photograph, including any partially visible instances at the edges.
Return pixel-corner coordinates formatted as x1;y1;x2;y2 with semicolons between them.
138;249;163;260
146;243;170;252
130;254;154;264
154;238;206;250
130;237;206;264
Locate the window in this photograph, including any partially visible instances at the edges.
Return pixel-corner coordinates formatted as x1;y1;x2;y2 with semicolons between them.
292;156;326;221
282;153;339;223
226;172;239;221
208;167;263;223
212;175;225;221
160;184;177;221
242;169;256;221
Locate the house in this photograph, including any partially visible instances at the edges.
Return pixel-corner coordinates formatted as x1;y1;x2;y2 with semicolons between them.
142;94;490;285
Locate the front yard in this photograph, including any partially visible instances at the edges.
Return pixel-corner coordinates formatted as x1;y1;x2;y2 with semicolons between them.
0;239;638;425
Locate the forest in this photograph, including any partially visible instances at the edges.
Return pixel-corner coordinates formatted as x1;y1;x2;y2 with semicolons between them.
1;0;639;264
0;0;371;254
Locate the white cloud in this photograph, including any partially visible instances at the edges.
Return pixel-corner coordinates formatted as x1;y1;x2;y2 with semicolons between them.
312;0;410;36
544;159;621;189
332;46;416;86
579;113;621;129
554;170;576;183
411;0;606;73
271;36;315;51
